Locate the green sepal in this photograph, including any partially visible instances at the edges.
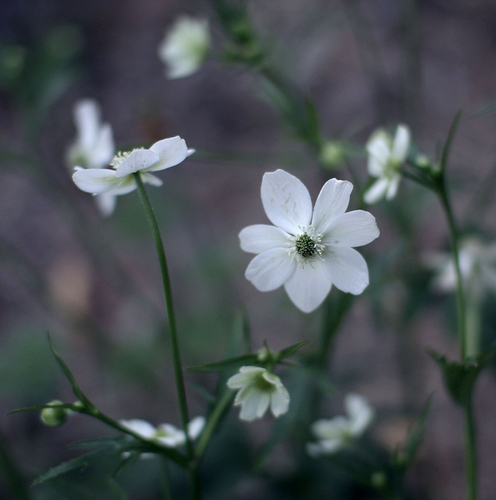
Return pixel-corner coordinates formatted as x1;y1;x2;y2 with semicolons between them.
7;403;80;416
47;334;95;411
188;353;259;372
427;347;496;407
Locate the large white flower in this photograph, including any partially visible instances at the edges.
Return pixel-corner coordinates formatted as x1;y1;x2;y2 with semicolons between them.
307;394;374;457
239;170;379;313
67;99;116;215
364;124;410;204
158;16;210;79
72;136;194;199
227;366;290;421
119;416;205;449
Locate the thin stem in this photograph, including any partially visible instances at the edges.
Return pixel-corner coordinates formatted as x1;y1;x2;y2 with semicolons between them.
160;457;173;500
464;399;477;500
0;429;31;500
437;187;467;360
132;174;194;458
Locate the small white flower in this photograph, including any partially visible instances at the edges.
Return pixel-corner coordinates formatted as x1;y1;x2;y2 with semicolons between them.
67;99;117;216
158;16;210;79
239;169;379;313
119;416;205;451
364;124;410;204
307;394;374;457
72;136;194;200
426;238;496;295
227;366;290;421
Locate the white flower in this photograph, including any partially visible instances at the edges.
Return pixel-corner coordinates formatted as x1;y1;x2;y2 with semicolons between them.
72;136;194;199
119;416;205;450
427;238;496;295
307;394;374;457
364;124;410;204
227;366;290;421
67;99;117;216
158;16;210;79
239;169;379;313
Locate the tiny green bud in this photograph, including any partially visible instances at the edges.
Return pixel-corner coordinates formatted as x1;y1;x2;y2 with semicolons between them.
256;345;278;364
319;140;347;170
40;400;68;427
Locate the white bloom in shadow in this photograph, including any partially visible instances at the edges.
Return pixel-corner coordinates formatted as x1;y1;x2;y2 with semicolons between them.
364;124;410;204
239;169;379;313
119;416;205;458
158;16;210;79
307;394;374;457
72;136;194;201
67;99;117;215
227;366;289;421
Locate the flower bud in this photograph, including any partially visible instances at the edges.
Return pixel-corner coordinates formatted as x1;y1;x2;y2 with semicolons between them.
319;140;347;170
40;400;68;427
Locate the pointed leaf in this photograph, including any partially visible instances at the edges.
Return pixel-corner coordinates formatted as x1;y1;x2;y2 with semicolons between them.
188;353;258;372
278;340;311;361
440;111;462;173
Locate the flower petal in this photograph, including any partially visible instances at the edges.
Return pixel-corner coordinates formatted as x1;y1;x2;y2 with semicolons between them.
391;124;410;163
148;136;190;172
239;389;270;421
312;178;353;234
119;419;156;438
261;170;313;234
366;130;391;165
385;174;400;199
114;149;160;177
269;385;290;417
94;192;117;216
74;100;100;153
187;416;205;439
73;168;134;194
323;247;369;295
245;248;295;292
345;394;374;436
141;172;164;187
283;260;332;313
363;178;390;204
322;210;379;248
239;224;290;254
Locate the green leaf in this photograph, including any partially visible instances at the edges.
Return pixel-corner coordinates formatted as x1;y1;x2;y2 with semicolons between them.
277;340;311;361
188;353;258;372
440;110;462;173
47;334;95;410
7;403;78;415
427;347;496;407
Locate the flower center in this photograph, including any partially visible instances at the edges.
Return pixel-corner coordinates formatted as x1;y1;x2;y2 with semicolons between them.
110;148;144;168
287;226;325;268
255;374;275;392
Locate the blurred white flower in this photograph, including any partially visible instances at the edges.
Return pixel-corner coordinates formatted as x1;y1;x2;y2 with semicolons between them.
227;366;290;421
307;394;374;457
158;16;210;79
364;124;410;204
72;136;194;199
67;99;117;215
427;238;496;294
239;169;379;313
120;416;205;449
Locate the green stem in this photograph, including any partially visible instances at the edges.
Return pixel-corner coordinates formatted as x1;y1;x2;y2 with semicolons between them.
133;174;199;492
464;399;477;500
437;187;467;360
0;429;31;500
160;457;173;500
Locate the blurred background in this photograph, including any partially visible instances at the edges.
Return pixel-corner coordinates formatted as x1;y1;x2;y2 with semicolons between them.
1;0;496;498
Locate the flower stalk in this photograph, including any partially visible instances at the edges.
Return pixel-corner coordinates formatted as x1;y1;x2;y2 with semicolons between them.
133;173;194;460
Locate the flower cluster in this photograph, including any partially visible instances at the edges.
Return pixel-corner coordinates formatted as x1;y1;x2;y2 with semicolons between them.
307;394;374;456
239;170;379;313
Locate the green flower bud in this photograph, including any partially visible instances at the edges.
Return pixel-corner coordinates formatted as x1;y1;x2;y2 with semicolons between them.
370;471;388;489
40;400;68;427
319;140;347;170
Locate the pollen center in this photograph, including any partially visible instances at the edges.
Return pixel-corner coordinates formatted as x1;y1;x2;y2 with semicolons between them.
110;148;144;168
295;233;317;258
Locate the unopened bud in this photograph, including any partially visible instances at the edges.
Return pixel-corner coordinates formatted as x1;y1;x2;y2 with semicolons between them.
40;400;68;427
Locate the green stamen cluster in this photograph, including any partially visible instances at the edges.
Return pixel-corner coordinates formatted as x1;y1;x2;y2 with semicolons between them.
295;233;317;258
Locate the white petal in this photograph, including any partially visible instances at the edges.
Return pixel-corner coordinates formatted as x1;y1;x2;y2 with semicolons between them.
385;174;400;199
141;172;164;187
323;247;369;295
322;210;379;248
245;248;295;292
114;149;160;177
312;417;350;440
312;178;353;234
119;419;156;439
270;386;290;417
391;124;410;163
363;178;390;204
227;366;264;389
187;416;205;440
92;124;114;168
148;136;189;171
261;170;313;234
239;389;270;421
74;99;100;152
94;192;117;216
283;260;332;313
239;224;290;254
313;438;345;454
345;394;374;436
366;130;391;165
367;154;386;178
73;168;134;194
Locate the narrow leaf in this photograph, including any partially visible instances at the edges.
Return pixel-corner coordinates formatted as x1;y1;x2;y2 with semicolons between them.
440;111;462;172
188;353;258;372
278;340;311;361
